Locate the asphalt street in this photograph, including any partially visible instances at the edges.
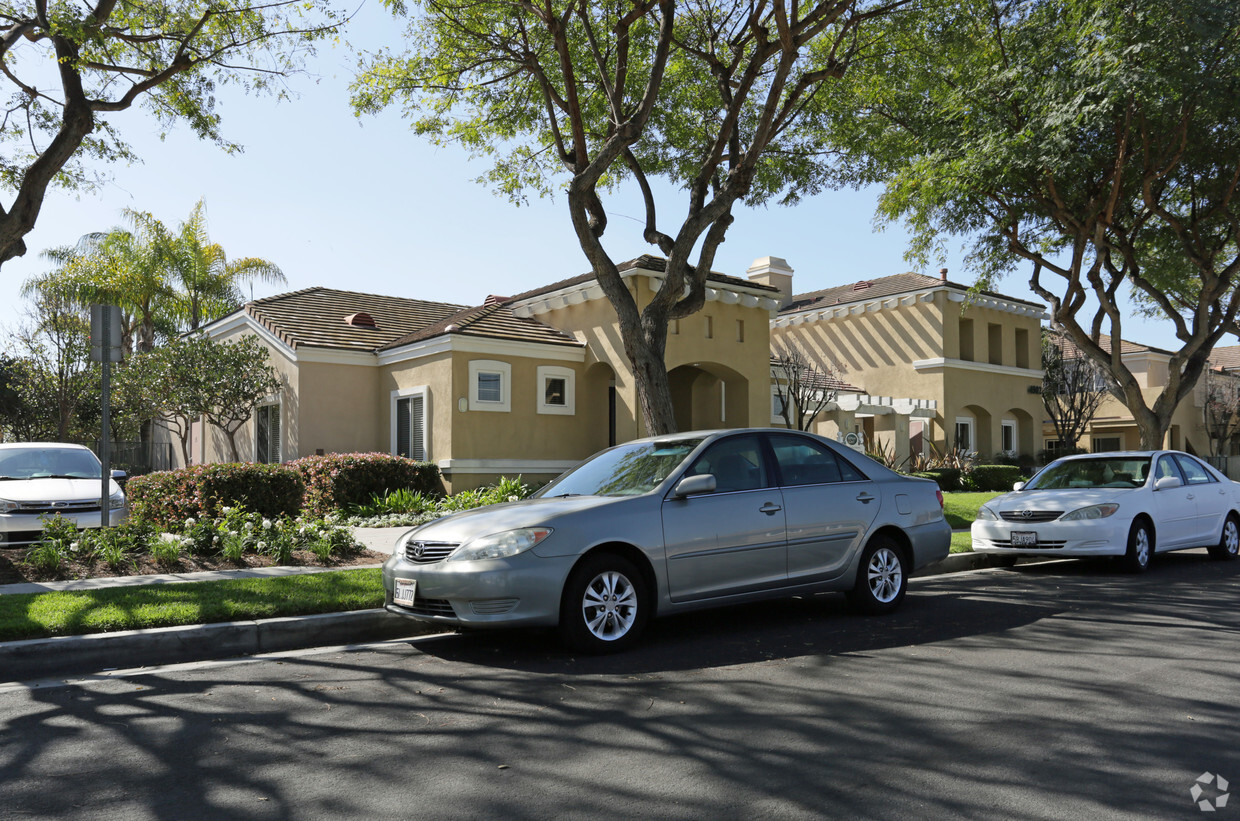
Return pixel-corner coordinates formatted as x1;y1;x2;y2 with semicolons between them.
1;552;1237;820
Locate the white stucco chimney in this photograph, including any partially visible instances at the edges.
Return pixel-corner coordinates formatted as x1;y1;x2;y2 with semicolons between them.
746;256;794;308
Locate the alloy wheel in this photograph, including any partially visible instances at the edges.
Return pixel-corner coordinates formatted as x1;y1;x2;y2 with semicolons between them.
866;547;904;604
580;570;638;641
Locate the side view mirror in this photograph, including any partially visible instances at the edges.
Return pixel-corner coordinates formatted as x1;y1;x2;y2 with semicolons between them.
1012;481;1026;491
672;474;716;498
1154;475;1182;491
111;469;127;480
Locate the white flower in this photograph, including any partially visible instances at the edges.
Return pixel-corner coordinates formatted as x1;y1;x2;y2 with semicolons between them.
262;518;272;528
221;506;233;514
185;517;196;526
257;541;266;550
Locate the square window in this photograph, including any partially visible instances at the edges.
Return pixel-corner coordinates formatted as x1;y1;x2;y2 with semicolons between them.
477;372;502;402
545;377;566;406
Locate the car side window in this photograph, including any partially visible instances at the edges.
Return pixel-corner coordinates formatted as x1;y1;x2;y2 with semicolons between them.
768;435;866;487
1154;456;1183;483
687;436;769;493
1174;455;1214;485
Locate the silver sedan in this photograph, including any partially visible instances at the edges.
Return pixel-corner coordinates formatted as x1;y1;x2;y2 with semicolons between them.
383;428;951;652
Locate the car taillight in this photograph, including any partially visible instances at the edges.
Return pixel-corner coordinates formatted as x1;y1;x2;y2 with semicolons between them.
936;490;944;509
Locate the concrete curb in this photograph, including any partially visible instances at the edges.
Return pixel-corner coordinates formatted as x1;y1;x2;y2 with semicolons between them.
0;608;425;683
913;551;1020;577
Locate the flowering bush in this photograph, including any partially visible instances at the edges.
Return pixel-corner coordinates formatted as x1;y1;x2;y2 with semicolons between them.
343;476;534;527
291;452;442;517
126;463;304;529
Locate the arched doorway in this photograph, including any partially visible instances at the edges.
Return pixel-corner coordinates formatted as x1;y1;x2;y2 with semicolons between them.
667;362;750;432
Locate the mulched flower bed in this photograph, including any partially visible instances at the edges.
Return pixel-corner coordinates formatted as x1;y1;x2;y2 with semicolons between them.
0;547;388;587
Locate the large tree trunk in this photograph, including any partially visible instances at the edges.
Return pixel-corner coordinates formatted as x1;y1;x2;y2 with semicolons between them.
622;325;678;436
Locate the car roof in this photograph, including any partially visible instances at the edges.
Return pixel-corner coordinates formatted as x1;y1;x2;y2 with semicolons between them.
0;442;92;451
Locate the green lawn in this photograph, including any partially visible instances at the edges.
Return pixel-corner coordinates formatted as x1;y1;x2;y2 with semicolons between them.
0;569;392;642
950;531;975;553
942;491;1001;529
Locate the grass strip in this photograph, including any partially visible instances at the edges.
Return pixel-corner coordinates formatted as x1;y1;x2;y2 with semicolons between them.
949;531;974;553
942;492;1000;529
0;569;384;643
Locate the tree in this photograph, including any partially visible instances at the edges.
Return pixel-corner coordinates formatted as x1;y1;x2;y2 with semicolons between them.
199;335;282;460
0;0;345;268
353;0;907;435
1202;367;1240;458
166;200;285;331
771;342;845;430
119;333;281;463
1041;331;1109;454
824;0;1240;449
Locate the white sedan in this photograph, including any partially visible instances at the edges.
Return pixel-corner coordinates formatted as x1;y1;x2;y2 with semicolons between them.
0;443;127;547
972;450;1240;572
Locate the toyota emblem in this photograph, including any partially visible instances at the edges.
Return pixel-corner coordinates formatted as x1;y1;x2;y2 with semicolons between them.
1020;510;1033;519
410;542;425;559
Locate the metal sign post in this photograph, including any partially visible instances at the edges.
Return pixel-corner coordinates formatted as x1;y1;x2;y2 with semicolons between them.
91;305;123;528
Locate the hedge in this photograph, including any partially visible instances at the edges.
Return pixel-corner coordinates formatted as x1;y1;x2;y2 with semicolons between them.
290;452;442;516
964;464;1025;492
126;463;304;530
912;468;963;492
126;454;442;525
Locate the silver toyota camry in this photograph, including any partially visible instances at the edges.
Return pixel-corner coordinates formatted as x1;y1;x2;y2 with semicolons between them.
383;428;951;653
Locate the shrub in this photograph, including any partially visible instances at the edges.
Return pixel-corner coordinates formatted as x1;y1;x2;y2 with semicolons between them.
913;468;963;491
150;534;184;568
963;464;1026;492
127;464;303;529
291;453;442;517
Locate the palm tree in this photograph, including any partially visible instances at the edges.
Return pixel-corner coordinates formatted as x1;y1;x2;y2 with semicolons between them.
166;199;285;330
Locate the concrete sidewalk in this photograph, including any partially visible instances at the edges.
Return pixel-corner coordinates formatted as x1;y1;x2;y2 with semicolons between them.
0;527;1011;682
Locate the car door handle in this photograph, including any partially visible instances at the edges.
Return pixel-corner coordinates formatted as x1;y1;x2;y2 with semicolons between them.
857;493;876;503
759;502;782;515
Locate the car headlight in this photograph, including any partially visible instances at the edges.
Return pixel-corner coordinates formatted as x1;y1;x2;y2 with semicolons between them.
0;497;17;513
109;490;126;510
976;505;998;521
1061;503;1120;521
449;528;553;562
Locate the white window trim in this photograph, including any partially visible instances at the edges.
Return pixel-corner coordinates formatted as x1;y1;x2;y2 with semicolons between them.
536;365;576;415
954;416;975;452
469;359;512;412
1001;419;1017;456
254;396;282;464
390;386;430;461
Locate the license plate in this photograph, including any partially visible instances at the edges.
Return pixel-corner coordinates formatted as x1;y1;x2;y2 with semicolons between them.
1011;531;1037;547
393;578;416;606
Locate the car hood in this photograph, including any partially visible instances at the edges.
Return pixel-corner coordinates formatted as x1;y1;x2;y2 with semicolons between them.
989;487;1140;512
0;477;122;503
402;494;635;543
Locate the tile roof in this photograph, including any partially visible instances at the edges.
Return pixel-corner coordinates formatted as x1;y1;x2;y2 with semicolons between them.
381;302;582;350
1209;345;1240;371
769;356;863;393
781;272;1044;314
506;254;780;304
1051;331;1173;359
239;287;469;351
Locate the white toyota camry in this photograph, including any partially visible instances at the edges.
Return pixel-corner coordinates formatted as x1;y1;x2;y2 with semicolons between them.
971;450;1240;572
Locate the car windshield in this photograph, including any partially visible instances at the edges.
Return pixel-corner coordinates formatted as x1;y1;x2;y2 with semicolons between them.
1024;456;1152;490
0;447;102;480
536;438;705;497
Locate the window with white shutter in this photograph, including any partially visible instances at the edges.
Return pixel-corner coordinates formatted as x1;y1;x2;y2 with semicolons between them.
392;388;429;461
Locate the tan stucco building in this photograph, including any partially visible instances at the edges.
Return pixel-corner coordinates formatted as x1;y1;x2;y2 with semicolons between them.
199;256;782;490
762;258;1047;466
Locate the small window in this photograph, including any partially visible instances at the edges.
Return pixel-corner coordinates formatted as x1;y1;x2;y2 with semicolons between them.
469;360;511;412
670;319;679;335
537;366;576;415
255;402;281;464
1001;420;1016;455
954;417;974;452
1175;455;1214;485
769;435;867;486
686;435;768;493
736;320;745;343
704;315;713;339
772;389;789;423
1091;436;1121;453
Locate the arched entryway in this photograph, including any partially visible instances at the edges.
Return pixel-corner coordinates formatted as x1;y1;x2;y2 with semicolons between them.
667;362;750;432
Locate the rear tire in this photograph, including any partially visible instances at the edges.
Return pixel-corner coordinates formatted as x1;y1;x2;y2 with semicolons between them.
847;536;908;614
1122;519;1153;573
1209;514;1240;561
558;553;650;654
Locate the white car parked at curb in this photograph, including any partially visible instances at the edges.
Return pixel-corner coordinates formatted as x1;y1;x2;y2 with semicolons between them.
971;450;1240;572
0;443;127;548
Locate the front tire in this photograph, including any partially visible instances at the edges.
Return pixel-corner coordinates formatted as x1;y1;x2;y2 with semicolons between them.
558;553;650;654
847;537;908;614
1122;519;1153;573
1209;514;1240;561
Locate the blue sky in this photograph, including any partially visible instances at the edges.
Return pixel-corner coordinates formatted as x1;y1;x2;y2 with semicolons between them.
0;3;1185;354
